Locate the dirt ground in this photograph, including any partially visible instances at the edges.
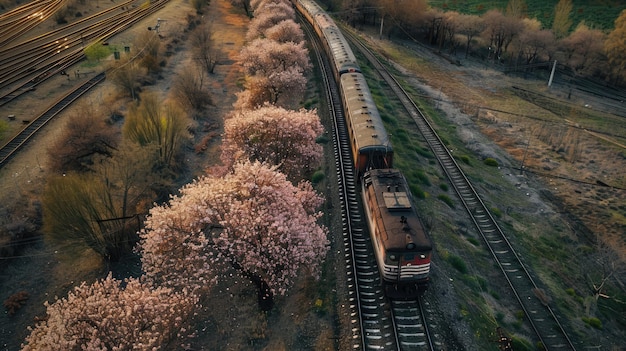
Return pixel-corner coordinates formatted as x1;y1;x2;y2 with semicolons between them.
1;0;349;350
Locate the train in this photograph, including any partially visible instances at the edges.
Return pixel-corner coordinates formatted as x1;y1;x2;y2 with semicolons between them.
292;0;432;297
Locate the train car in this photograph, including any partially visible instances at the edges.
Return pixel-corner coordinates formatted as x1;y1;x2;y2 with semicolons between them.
340;72;392;173
362;168;432;298
294;0;360;81
314;12;360;80
292;0;322;28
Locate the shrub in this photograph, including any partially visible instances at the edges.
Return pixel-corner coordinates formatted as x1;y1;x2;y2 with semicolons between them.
459;155;471;165
491;207;502;218
484;157;499;167
316;134;329;144
439;183;448;191
311;170;325;184
410;184;426;199
415;146;432;158
3;291;28;316
467;237;480;246
438;194;454;208
448;254;468;273
413;170;431;186
582;317;602;329
511;337;533;351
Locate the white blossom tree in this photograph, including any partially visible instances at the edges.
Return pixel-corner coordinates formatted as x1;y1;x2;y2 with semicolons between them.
235;67;308;109
139;161;328;310
221;104;323;180
238;38;311;107
21;274;197;351
240;38;310;77
263;19;305;44
246;1;295;41
249;0;291;12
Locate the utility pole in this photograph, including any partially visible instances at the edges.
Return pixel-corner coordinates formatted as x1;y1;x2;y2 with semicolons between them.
548;60;557;88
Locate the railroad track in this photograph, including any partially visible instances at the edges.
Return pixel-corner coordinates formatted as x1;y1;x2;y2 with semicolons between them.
0;72;105;168
342;27;578;350
301;15;438;351
0;0;169;168
0;0;167;106
0;0;65;47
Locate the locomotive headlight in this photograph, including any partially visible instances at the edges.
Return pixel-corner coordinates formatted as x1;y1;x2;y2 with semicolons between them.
420;254;426;259
389;254;398;261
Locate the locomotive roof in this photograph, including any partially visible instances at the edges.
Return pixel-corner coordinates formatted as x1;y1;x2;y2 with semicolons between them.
364;169;432;251
340;73;391;150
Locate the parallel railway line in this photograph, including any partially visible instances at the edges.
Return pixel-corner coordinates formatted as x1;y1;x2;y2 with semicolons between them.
0;1;169;168
342;27;578;351
0;72;105;168
1;0;166;106
0;0;65;47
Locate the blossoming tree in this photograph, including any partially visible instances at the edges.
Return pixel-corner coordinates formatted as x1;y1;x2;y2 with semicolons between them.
139;161;328;310
238;38;311;107
221;104;324;180
21;274;196;351
263;19;305;43
246;1;295;41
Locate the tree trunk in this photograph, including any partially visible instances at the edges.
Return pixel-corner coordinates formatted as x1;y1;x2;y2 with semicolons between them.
229;258;274;311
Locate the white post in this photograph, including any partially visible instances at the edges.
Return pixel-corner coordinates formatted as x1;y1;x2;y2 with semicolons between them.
379;16;384;40
548;60;557;87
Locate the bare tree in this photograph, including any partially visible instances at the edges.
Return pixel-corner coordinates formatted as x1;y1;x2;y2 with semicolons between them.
47;103;119;173
481;9;524;62
514;18;555;66
108;57;146;99
134;30;162;74
457;13;485;59
441;11;461;54
190;22;220;74
559;23;606;75
379;0;428;39
172;66;212;113
580;233;626;319
230;0;251;17
42;142;156;261
123;92;191;167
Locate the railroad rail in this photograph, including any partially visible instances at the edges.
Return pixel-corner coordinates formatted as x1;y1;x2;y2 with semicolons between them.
301;14;438;351
0;0;167;106
0;0;65;47
342;27;578;350
0;0;169;167
0;73;105;169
